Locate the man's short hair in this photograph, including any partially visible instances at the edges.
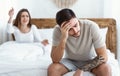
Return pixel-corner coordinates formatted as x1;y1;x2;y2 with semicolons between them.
56;8;76;26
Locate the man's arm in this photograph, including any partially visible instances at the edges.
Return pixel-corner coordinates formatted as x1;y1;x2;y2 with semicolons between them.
51;22;71;63
81;21;108;71
51;38;66;63
81;46;108;71
95;46;108;62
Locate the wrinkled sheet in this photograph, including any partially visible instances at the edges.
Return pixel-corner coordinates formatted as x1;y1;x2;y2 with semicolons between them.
0;41;52;73
0;41;119;76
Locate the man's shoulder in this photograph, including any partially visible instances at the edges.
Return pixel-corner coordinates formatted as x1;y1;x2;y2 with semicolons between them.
79;19;99;29
54;25;60;28
54;25;61;30
79;19;97;25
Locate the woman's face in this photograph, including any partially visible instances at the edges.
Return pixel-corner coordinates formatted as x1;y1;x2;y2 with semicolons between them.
20;11;29;26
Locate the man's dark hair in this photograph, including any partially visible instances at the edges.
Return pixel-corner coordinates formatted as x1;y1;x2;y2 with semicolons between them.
56;8;76;26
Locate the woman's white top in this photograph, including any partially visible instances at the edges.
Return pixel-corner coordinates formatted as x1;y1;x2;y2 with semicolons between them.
7;23;42;43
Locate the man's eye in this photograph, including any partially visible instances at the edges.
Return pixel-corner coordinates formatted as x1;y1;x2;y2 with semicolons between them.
74;24;77;27
74;25;77;27
69;28;72;31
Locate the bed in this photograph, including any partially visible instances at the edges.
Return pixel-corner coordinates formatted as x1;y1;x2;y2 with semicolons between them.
0;18;119;76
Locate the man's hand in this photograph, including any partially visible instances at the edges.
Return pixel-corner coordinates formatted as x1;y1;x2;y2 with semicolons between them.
81;56;105;71
60;21;72;41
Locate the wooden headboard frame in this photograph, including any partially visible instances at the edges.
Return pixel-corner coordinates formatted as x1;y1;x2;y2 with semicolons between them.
31;18;116;57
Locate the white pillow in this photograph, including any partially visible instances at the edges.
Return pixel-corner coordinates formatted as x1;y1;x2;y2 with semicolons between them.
38;27;108;43
38;28;54;44
100;27;108;42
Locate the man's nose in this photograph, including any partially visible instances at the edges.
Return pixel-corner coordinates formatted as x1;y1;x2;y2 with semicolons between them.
73;28;77;33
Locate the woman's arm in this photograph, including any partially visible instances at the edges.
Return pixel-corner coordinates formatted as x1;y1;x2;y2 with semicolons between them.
32;25;49;46
7;23;15;33
32;25;42;42
8;8;14;23
7;8;14;34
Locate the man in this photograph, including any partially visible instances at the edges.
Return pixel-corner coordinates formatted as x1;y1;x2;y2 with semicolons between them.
48;8;111;76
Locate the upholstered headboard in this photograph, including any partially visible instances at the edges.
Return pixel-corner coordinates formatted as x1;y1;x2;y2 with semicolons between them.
31;18;116;57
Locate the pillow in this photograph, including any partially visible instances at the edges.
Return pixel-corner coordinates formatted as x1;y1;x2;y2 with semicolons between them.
38;28;54;44
100;27;108;42
38;27;108;43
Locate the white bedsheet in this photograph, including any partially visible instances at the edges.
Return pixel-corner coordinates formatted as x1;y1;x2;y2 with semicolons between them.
0;41;119;76
0;41;52;73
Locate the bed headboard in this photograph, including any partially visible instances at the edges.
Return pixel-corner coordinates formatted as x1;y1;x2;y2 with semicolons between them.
31;18;117;57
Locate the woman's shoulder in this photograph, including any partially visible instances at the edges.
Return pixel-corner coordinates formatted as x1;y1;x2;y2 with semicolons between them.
31;24;37;29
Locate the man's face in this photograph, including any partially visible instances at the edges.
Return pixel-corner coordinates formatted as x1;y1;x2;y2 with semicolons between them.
68;18;80;37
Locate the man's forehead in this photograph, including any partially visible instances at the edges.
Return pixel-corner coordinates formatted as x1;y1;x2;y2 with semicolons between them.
61;18;78;27
70;18;78;22
69;18;78;25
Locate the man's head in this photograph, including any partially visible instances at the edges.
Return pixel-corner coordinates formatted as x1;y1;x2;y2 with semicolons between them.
56;8;76;26
56;8;80;37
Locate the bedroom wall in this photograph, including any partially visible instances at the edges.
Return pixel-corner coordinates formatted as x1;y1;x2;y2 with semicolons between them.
16;0;104;18
0;0;17;44
104;0;120;64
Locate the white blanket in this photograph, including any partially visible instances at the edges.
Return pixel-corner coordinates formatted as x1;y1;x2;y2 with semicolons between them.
0;41;52;73
0;41;119;76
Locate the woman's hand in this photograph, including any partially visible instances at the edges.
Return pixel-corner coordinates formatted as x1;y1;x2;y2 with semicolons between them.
8;8;14;18
41;39;49;46
8;8;14;23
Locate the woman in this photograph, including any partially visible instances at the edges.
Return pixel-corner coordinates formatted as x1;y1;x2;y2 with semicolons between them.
7;8;48;46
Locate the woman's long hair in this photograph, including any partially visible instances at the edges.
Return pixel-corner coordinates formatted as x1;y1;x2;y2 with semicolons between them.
13;8;32;28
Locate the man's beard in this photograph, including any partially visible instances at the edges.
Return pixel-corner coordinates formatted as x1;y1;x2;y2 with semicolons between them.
71;30;80;37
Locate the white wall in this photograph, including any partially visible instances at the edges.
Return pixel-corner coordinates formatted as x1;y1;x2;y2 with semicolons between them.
111;0;120;64
16;0;104;18
0;0;17;44
104;0;120;63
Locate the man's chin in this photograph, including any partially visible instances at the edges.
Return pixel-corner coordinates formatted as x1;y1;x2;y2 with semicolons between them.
74;31;80;37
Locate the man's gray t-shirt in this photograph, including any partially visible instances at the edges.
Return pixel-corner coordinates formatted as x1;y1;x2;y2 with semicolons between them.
52;19;105;61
